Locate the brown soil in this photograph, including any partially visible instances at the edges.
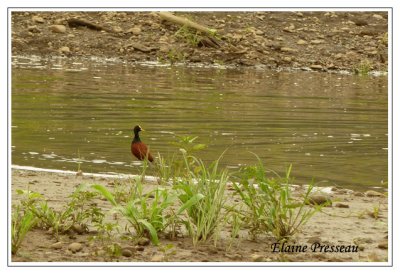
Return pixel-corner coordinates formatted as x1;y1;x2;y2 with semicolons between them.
11;11;388;72
11;169;388;263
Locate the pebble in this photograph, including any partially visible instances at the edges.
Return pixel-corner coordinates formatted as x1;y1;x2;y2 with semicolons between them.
335;203;350;208
251;253;264;262
59;46;70;54
378;241;388;249
68;242;83;253
297;39;308;45
127;27;141;35
71;224;85;234
372;14;384;20
121;248;133;257
280;47;297;53
50;242;63;250
32;16;45;23
307;236;322;243
311;39;325;45
137;237;150;246
50;25;66;33
28;25;40;33
113;26;123;33
150;254;164;262
309;65;324;71
353;237;373;245
365;190;385;197
307;194;331;205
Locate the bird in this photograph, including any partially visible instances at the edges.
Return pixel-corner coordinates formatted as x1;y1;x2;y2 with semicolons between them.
131;125;154;162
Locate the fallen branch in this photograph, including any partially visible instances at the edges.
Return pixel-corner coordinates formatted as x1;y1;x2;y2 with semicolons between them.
159;12;216;35
158;12;220;48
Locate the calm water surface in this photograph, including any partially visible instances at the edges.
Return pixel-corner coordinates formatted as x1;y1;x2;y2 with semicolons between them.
11;57;388;190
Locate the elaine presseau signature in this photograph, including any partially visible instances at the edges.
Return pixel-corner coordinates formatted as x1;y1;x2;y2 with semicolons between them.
271;242;359;253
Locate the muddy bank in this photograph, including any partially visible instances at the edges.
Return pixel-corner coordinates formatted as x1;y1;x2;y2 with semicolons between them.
11;11;388;72
11;169;388;263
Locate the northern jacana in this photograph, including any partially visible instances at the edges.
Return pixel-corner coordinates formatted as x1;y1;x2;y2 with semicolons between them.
131;125;154;162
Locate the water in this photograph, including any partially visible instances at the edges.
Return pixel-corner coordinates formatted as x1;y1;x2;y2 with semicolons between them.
11;56;388;190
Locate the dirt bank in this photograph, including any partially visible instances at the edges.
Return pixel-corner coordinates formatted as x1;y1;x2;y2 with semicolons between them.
11;169;388;263
11;11;388;72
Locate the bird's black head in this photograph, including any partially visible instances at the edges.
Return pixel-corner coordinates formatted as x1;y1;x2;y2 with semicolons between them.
133;125;143;135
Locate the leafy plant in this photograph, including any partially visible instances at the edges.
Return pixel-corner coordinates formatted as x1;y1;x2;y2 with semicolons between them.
173;152;228;245
353;59;373;75
26;185;103;240
92;179;176;245
11;200;37;255
234;156;322;241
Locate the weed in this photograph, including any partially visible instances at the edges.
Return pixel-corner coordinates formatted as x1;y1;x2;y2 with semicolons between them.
93;179;176;245
175;26;202;47
173;152;228;246
353;59;373;75
233;155;322;241
158;243;176;262
26;185;103;240
11;200;37;255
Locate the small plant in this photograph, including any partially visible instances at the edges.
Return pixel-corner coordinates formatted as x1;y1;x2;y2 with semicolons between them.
173;151;228;246
234;156;322;241
158;243;176;262
11;202;37;255
27;185;103;240
92;179;176;245
353;59;373;75
175;25;202;47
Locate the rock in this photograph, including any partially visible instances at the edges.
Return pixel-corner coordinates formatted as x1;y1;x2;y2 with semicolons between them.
353;237;373;245
121;248;133;257
50;242;63;250
127;27;141;35
251;253;264;262
283;56;292;62
50;25;66;33
378;241;388;249
150;254;164;262
68;242;83;253
335;203;350;208
354;19;368;26
307;194;331;205
311;39;325;45
113;26;123;33
365;190;385;197
32;16;45;23
59;46;70;54
280;47;297;53
354;192;364;197
137;237;150;246
309;65;324;70
297;39;308;45
28;25;40;33
135;245;145;251
334;53;344;59
307;236;322;243
372;14;384;20
71;224;86;234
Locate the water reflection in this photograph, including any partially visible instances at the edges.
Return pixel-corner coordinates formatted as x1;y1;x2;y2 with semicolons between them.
11;57;388;190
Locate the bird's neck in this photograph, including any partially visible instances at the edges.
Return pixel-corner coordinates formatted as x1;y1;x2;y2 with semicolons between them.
133;133;141;143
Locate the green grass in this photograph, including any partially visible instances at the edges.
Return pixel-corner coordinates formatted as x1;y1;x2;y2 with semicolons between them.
233;155;323;241
11;204;37;255
173;152;229;246
12;136;324;255
93;178;176;245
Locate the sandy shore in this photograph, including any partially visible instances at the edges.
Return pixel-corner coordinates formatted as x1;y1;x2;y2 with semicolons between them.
10;168;389;263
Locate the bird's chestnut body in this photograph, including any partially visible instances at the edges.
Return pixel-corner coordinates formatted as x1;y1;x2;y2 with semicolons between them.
131;125;154;162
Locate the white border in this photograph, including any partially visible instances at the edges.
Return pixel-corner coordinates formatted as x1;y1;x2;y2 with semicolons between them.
2;1;397;272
